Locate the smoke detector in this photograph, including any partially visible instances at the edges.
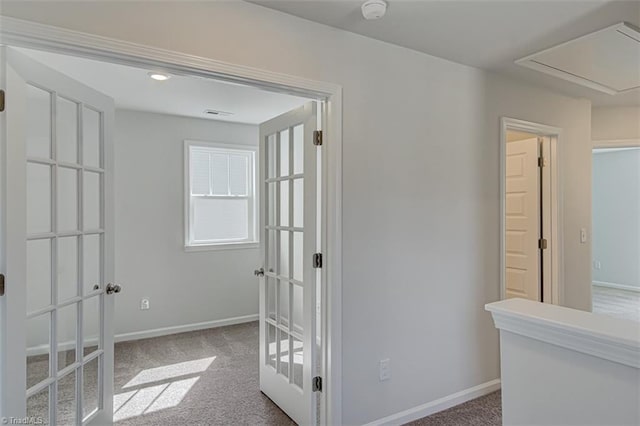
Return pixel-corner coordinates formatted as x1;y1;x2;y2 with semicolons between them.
361;0;387;20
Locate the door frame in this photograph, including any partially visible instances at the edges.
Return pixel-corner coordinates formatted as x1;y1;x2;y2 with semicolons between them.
500;117;563;305
0;16;343;425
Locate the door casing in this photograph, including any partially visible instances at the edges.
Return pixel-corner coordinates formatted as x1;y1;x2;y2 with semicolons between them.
0;15;343;426
500;117;564;306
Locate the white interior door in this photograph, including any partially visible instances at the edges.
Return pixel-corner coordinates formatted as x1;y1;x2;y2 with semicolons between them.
0;47;116;425
258;102;319;425
505;137;541;301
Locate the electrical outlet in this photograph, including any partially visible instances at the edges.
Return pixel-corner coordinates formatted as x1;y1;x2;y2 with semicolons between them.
593;260;601;270
379;358;391;381
140;298;150;310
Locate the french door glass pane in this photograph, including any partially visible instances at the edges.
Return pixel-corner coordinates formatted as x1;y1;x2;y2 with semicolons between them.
83;356;100;419
267;134;276;179
279;231;290;278
57;167;78;232
267;278;276;321
57;303;77;371
267;324;277;369
27;163;52;234
279;129;290;177
58;236;79;303
266;231;277;274
83;234;101;295
277;329;290;378
27;313;50;389
26;84;52;159
82;106;101;168
56;97;79;164
279;280;290;326
292;283;303;334
27;386;50;425
83;296;101;356
267;183;276;226
57;370;76;425
83;171;101;230
293;179;304;228
279;181;289;226
26;239;52;313
293;124;304;175
293;232;303;283
292;336;304;390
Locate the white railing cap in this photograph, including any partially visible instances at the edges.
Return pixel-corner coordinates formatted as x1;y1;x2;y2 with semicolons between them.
486;298;640;368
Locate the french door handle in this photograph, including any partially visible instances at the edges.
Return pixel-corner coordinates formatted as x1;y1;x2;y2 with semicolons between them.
254;268;265;277
106;283;122;295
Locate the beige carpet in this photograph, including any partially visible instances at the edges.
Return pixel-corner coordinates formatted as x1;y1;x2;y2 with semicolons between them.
27;321;295;425
28;321;503;425
406;391;502;426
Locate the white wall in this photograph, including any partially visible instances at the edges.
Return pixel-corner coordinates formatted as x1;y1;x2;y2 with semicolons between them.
2;3;593;424
485;76;593;311
592;149;640;288
114;109;260;335
488;299;640;426
592;106;640;141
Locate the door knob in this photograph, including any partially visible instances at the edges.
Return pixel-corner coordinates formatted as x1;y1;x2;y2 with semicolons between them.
106;283;122;295
254;267;265;277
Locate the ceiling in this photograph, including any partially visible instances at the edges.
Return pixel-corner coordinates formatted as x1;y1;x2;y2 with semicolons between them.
250;0;640;106
16;47;310;124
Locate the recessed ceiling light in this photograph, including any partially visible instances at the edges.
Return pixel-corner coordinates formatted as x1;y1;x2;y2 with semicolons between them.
148;72;171;81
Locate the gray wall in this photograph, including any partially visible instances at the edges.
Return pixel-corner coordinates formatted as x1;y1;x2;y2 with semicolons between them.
114;109;260;335
592;107;640;141
3;3;593;424
592;149;640;288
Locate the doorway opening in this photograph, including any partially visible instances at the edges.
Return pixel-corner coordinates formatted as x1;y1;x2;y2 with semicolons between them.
591;144;640;322
2;36;338;425
500;118;563;305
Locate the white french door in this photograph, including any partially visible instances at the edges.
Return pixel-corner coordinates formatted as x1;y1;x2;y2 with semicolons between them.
0;47;116;424
258;102;320;425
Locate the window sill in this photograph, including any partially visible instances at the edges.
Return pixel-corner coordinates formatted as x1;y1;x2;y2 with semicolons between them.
185;242;260;252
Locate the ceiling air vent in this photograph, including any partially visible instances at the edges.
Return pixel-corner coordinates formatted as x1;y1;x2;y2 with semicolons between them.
516;22;640;95
204;109;234;117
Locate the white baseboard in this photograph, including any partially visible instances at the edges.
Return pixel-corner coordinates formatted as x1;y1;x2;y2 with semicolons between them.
27;313;259;356
364;379;502;426
593;281;640;293
115;313;259;343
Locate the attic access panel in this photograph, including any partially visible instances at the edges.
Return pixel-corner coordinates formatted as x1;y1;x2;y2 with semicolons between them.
516;22;640;95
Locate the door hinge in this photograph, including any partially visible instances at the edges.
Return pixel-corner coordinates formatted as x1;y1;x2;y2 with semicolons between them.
0;273;5;296
313;130;323;146
0;90;5;112
539;238;548;250
538;156;547;167
313;253;323;269
312;376;322;392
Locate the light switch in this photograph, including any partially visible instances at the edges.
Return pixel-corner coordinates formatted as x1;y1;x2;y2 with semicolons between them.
580;228;587;243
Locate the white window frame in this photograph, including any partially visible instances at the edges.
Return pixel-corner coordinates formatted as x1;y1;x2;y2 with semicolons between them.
184;139;259;251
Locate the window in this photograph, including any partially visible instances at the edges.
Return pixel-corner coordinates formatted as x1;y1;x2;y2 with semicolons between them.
185;140;258;249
